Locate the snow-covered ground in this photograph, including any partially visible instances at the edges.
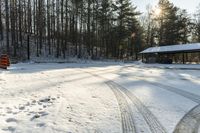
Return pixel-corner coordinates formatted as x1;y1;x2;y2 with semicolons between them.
0;62;200;133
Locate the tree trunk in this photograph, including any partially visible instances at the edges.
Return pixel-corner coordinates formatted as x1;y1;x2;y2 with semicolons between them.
5;0;10;54
0;0;3;40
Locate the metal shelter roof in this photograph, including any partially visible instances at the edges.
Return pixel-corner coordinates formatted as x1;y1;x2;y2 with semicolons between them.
140;43;200;54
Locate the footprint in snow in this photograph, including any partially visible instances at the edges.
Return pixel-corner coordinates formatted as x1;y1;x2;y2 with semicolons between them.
0;78;5;82
37;102;43;105
25;102;30;106
6;118;18;123
30;112;49;121
36;123;46;127
92;96;98;99
30;114;40;121
38;111;49;116
18;105;25;110
29;111;36;114
2;126;16;132
32;100;37;104
39;97;51;103
180;78;188;81
51;97;56;101
12;112;18;115
68;118;72;122
6;109;13;114
6;107;12;110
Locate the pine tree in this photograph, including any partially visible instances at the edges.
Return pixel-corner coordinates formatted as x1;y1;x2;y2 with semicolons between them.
193;4;200;42
176;9;191;44
155;0;191;46
0;0;144;60
156;0;178;45
113;0;141;58
98;0;112;57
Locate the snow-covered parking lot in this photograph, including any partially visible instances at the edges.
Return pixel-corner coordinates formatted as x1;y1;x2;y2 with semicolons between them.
0;62;200;133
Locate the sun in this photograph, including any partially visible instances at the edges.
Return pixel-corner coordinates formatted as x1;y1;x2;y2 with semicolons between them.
154;8;162;16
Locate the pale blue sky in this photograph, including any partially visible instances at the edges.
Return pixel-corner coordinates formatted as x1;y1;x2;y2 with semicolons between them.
132;0;200;14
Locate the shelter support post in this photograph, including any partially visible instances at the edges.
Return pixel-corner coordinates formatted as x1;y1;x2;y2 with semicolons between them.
182;53;185;64
142;54;144;63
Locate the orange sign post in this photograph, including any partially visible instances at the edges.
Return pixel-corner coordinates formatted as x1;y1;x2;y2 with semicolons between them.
0;54;10;69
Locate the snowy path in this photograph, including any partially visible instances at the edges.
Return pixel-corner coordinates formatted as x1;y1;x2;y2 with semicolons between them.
106;81;167;133
84;70;166;133
173;104;200;133
83;64;200;133
0;62;200;133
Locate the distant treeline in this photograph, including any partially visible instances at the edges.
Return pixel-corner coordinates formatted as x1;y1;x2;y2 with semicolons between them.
0;0;199;61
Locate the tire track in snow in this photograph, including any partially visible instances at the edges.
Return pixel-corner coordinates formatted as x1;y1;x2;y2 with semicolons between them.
109;68;200;133
146;78;200;133
123;67;200;103
173;104;200;133
125;64;200;71
84;71;167;133
88;67;200;133
106;81;136;133
108;81;167;133
115;69;200;103
83;70;136;133
115;69;200;133
146;81;200;104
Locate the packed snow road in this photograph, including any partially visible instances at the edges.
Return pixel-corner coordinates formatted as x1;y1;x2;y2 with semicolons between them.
0;62;200;133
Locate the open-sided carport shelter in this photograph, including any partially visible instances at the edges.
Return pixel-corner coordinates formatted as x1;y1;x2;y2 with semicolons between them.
140;43;200;64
